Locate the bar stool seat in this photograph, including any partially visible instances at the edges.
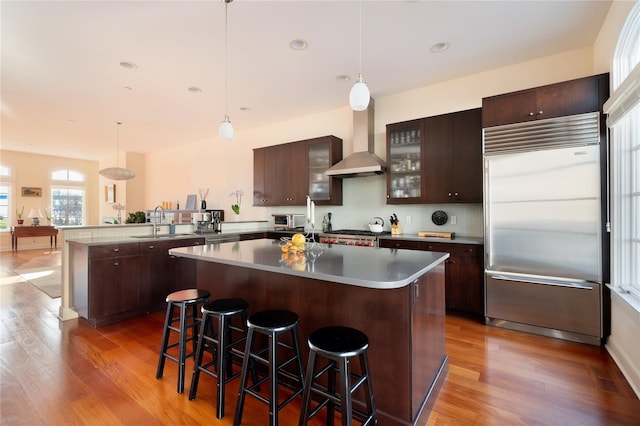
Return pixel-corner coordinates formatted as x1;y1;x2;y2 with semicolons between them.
156;288;210;393
299;326;377;426
234;309;305;426
188;298;254;419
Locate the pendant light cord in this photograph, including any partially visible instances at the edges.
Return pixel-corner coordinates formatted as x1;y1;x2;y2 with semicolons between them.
115;122;121;168
224;0;229;117
358;0;362;74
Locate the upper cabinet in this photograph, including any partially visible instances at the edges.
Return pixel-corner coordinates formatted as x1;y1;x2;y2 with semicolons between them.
424;108;482;203
307;136;343;205
482;73;609;128
253;136;343;207
386;108;482;204
386;119;423;203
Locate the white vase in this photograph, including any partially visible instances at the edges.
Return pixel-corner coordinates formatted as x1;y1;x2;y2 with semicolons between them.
234;213;240;221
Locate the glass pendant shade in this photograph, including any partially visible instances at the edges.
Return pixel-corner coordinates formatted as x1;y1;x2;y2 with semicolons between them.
349;73;370;111
99;167;136;180
219;115;234;140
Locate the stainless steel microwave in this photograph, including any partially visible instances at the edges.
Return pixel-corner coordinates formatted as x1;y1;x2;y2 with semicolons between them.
272;213;306;230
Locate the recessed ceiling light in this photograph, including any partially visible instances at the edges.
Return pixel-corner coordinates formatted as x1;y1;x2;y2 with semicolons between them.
188;86;202;93
289;39;308;50
124;86;132;90
239;106;251;111
335;75;351;83
430;42;449;53
119;61;138;69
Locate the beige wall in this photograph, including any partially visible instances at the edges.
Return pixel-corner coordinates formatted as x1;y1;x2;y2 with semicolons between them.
0;150;99;250
143;45;597;232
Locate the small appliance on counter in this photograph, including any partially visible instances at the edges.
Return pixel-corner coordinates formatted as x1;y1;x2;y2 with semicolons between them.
194;209;224;234
272;213;306;231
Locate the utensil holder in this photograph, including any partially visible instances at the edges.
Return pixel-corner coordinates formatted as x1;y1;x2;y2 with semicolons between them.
391;224;402;235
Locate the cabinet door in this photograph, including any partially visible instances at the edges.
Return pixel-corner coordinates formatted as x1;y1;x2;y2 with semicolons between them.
254;146;280;206
308;136;343;205
386;120;423;204
451;108;482;203
90;256;140;318
482;89;537;127
424;114;453;203
535;76;599;121
422;242;484;315
379;239;422;250
281;142;308;205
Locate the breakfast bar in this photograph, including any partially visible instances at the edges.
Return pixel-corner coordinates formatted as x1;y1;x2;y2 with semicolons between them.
170;238;449;426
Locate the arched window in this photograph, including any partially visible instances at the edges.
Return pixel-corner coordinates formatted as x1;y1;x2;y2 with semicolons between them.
0;165;12;230
51;169;86;226
604;2;640;299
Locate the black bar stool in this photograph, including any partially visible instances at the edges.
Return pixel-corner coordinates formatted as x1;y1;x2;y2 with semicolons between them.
299;326;377;426
234;309;305;426
156;288;210;393
188;298;256;419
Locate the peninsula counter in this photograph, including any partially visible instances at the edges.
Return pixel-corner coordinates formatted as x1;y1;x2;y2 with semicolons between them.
170;239;449;426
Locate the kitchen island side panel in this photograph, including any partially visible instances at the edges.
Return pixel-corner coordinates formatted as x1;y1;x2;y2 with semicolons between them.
195;259;447;426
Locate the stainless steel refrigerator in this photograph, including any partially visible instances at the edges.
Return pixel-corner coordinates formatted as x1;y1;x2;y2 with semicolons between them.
483;112;605;345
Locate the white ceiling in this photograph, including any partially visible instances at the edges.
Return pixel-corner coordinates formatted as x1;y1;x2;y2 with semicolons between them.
1;0;612;162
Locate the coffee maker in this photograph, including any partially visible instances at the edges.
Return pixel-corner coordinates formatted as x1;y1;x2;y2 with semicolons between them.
211;210;222;233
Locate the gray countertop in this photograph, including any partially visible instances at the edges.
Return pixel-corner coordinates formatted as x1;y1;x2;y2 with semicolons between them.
170;238;449;290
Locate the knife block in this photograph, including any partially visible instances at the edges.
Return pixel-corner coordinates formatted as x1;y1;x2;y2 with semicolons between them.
391;224;402;235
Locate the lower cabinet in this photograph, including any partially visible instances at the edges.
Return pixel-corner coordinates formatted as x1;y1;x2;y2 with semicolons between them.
380;239;484;316
71;237;204;327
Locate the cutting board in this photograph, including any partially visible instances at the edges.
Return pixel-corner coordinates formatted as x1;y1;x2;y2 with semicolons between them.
418;231;455;239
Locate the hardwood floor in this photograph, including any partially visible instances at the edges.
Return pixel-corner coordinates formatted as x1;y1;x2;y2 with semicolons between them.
1;249;639;425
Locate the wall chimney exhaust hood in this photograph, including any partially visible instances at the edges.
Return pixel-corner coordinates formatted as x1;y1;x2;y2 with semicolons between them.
325;98;386;178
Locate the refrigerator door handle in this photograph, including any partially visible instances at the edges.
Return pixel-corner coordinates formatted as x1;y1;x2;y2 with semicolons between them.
488;273;596;290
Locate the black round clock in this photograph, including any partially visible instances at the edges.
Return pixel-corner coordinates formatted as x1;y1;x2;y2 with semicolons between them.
431;210;448;226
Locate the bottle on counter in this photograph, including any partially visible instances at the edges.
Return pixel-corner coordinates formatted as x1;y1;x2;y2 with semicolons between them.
169;220;175;235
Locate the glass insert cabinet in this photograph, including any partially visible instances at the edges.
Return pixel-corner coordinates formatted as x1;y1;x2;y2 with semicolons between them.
386;119;423;203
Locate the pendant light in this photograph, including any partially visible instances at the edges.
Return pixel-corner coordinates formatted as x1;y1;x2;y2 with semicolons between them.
218;0;234;141
349;0;370;111
99;122;136;180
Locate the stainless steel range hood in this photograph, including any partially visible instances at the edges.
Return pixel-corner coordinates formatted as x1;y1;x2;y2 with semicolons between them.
325;99;386;178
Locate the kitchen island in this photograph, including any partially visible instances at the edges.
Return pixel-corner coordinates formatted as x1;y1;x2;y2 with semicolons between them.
170;238;449;426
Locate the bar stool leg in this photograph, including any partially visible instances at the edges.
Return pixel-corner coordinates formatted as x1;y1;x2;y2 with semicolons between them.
299;350;316;426
327;360;336;426
216;314;228;419
177;302;188;393
338;358;352;426
156;303;175;379
188;313;212;400
269;333;278;426
361;352;376;423
234;327;254;426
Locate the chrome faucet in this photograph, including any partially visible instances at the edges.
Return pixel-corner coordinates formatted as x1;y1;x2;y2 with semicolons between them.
153;205;164;236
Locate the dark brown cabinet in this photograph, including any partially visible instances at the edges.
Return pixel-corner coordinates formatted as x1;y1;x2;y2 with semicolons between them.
71;237;204;327
253;136;343;207
386;108;482;204
482;74;608;128
379;239;484;316
139;238;203;312
424;108;482;203
253;146;279;206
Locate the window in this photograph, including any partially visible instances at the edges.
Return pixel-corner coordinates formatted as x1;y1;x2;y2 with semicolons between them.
51;169;86;226
605;2;640;300
0;165;11;230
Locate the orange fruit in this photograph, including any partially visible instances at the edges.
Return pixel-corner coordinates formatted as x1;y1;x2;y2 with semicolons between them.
292;233;306;246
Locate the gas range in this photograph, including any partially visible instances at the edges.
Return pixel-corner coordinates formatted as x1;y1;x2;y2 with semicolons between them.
318;229;391;247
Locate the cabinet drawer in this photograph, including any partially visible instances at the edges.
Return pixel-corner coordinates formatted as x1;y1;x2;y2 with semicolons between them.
380;239;422;250
422;242;481;257
139;238;204;255
90;243;140;259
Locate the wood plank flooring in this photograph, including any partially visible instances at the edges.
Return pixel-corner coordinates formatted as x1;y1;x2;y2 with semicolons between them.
1;249;639;425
